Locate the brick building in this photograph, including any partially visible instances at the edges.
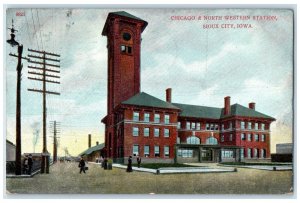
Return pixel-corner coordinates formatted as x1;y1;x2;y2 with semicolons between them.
101;11;275;163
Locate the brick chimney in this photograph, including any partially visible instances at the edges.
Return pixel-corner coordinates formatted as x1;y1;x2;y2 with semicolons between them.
166;88;172;103
224;96;231;115
88;134;91;148
249;102;256;110
96;141;99;146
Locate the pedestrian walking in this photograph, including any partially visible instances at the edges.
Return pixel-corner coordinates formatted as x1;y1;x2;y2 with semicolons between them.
103;157;108;169
137;156;141;168
23;156;29;175
28;154;33;175
126;156;133;172
78;157;86;174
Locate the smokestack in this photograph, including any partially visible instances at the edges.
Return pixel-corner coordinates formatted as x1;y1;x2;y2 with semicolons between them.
96;141;99;146
249;102;256;110
224;96;231;115
166;88;172;103
88;134;91;148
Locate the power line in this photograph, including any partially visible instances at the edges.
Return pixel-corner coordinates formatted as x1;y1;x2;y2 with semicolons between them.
30;9;40;51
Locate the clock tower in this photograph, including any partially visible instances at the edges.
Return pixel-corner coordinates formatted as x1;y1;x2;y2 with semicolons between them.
102;11;148;158
102;11;148;114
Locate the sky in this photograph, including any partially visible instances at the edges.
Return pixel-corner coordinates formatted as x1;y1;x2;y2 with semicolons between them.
4;8;293;156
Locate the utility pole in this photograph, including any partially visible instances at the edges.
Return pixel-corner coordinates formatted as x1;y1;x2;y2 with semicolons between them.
27;49;60;174
50;121;60;163
6;19;29;175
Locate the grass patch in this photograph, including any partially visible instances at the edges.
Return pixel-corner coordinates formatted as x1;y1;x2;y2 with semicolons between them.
220;162;292;166
132;163;195;169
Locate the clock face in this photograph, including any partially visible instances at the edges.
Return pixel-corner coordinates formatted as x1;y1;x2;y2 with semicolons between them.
123;32;131;41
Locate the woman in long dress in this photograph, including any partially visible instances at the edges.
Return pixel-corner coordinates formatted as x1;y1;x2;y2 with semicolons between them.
126;156;133;172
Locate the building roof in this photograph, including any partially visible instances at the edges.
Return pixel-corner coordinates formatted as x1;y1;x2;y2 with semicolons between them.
79;143;105;156
122;92;180;110
173;103;275;120
224;103;275;120
173;103;222;119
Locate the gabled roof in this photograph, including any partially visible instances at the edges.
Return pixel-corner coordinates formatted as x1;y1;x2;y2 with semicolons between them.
173;103;275;120
172;103;222;119
79;143;105;156
122;92;180;110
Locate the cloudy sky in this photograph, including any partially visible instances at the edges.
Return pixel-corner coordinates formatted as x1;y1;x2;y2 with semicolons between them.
5;8;293;156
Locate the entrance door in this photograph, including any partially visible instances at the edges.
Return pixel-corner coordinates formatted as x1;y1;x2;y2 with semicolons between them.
201;149;213;161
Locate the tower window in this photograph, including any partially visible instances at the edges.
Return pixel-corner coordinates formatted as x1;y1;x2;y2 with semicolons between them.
120;45;132;54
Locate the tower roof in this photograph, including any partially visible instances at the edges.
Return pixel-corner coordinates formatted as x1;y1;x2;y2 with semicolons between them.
102;11;148;36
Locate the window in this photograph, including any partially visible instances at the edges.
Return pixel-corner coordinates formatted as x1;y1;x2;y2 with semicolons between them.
164;129;170;137
221;150;234;158
255;123;258;130
178;149;193;158
187;136;200;144
261;149;266;158
248;134;252;141
255;134;259;141
215;124;219;130
133;112;139;121
164;146;169;157
154;128;160;137
221;135;224;142
261;123;265;130
229;134;233;141
196;123;201;130
177;137;180;144
240;148;244;159
221;124;224;130
133;127;139;136
144;145;150;157
241;133;246;140
144;128;150;137
248;122;252;130
144;113;150;122
229;122;232;129
241;121;245;129
210;124;215;131
133;145;139;156
164;114;170;124
120;45;132;54
155;146;160;157
154;114;160;123
248;148;252;158
206;123;210;130
191;122;196;129
261;134;265;142
177;122;181;129
254;148;258;158
186;122;191;130
206;136;218;145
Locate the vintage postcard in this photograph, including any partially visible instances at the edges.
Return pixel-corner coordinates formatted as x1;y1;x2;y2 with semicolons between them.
4;7;294;196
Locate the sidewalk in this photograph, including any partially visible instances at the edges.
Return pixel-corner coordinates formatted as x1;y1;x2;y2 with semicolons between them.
111;163;236;174
220;164;292;171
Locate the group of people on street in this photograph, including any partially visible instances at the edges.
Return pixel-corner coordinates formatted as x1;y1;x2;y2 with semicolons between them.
126;156;141;172
23;154;33;175
78;154;141;174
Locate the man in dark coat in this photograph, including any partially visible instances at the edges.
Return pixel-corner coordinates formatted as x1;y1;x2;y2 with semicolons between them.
28;154;33;175
78;157;86;174
126;156;133;172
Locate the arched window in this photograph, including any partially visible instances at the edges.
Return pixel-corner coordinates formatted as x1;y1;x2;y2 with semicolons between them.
187;136;200;144
206;136;218;145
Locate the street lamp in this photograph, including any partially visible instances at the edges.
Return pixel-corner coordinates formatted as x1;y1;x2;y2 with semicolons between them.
7;19;28;175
